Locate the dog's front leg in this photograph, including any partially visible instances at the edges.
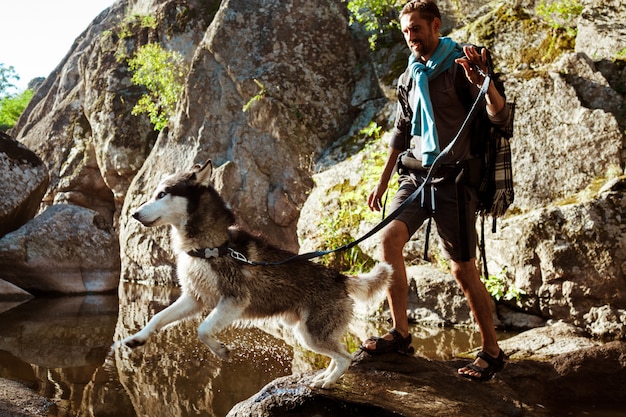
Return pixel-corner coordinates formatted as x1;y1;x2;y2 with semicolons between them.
197;297;245;361
121;292;203;348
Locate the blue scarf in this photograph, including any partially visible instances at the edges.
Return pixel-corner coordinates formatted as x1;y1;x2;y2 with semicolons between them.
409;37;464;166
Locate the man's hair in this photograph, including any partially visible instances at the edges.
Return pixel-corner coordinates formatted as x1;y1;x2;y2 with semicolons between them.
399;0;441;24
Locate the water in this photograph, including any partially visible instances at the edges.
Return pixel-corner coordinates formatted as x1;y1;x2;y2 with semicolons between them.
0;282;503;417
3;283;623;417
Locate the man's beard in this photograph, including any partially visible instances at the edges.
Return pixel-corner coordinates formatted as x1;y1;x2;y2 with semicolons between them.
412;49;424;60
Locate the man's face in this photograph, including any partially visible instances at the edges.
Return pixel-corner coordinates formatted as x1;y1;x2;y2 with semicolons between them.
400;12;440;61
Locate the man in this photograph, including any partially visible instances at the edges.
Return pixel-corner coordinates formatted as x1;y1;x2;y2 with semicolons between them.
360;0;510;381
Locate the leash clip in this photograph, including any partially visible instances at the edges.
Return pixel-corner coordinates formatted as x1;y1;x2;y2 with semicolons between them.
228;248;253;264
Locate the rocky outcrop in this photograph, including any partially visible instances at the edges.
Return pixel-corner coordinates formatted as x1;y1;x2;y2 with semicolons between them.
119;0;383;284
228;326;626;417
0;132;48;238
505;53;623;211
298;0;626;339
11;1;214;227
0;204;120;294
487;177;626;338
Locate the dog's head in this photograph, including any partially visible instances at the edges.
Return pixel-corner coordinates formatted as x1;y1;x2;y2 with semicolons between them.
132;160;225;229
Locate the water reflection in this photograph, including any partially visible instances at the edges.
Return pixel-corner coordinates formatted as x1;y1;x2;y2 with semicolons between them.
0;283;487;417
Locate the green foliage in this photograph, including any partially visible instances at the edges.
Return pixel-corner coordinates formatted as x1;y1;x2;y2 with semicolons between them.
345;0;402;49
481;269;525;302
242;79;267;112
0;64;31;131
317;124;398;274
128;43;187;131
536;0;583;36
0;89;34;131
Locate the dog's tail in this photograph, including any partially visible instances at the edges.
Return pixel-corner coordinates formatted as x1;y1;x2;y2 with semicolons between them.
346;262;393;303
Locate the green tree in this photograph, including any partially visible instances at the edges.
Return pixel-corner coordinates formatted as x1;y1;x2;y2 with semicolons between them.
0;90;34;131
128;43;187;131
0;63;19;97
346;0;403;49
0;64;32;131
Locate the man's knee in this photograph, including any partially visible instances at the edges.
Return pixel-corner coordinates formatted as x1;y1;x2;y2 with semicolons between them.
380;222;409;251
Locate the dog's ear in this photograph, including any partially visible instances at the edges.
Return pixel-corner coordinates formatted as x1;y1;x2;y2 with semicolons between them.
193;160;213;186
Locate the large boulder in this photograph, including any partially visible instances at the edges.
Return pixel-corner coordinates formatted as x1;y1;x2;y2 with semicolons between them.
505;53;624;211
0;131;48;238
119;0;383;284
576;0;626;62
0;204;120;294
10;0;215;226
487;177;626;338
227;325;626;417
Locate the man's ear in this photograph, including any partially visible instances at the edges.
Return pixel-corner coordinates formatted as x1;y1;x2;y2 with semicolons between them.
193;160;212;186
432;17;441;35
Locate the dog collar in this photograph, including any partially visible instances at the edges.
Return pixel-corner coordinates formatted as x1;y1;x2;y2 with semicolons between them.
187;242;230;259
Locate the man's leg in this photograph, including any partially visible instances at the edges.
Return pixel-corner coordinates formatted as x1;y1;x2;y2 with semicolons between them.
362;220;410;350
451;258;501;377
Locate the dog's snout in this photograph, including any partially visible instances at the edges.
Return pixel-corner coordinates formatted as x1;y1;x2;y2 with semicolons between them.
132;211;140;220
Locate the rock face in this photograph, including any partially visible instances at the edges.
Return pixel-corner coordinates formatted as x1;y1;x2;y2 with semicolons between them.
228;330;626;417
119;0;382;284
10;1;213;227
487;177;626;339
1;0;625;338
0;132;48;238
0;205;120;294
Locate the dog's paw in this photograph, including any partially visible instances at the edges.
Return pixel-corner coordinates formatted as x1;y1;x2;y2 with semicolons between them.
122;336;147;349
310;378;335;389
212;342;231;361
201;337;232;361
310;371;335;389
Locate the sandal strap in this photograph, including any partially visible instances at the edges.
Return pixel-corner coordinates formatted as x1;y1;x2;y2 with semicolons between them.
476;349;505;367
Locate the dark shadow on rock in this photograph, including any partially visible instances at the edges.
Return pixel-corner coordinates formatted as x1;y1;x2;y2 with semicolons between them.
228;342;626;417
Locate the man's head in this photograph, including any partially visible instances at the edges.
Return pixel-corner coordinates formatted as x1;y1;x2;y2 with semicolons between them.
399;0;442;61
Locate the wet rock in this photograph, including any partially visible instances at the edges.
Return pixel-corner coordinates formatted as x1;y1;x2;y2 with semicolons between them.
0;378;55;417
228;326;626;417
0;279;33;315
0;204;120;294
0;131;48;238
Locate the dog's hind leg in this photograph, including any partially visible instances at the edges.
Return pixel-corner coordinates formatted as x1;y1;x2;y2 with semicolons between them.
121;292;203;348
197;297;246;361
295;318;352;389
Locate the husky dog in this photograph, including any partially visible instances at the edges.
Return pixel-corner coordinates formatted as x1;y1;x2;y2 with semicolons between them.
120;160;392;388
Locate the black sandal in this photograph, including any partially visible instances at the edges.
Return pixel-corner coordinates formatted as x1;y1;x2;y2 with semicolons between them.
458;349;507;381
360;328;415;355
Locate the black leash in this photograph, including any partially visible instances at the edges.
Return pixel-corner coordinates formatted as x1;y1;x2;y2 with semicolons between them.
197;72;491;267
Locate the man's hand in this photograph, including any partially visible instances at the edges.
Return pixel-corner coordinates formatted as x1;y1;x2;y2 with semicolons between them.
368;183;388;212
455;45;489;87
455;45;506;115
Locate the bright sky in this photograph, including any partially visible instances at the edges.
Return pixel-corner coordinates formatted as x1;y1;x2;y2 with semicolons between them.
0;0;115;92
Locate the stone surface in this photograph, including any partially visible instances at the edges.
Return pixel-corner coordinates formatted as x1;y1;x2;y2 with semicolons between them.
0;131;48;238
0;378;54;417
118;0;383;284
486;177;626;338
0;204;120;294
228;323;626;417
576;0;626;62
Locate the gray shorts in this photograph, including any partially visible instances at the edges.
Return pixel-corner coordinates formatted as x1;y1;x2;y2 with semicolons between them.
390;172;479;261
